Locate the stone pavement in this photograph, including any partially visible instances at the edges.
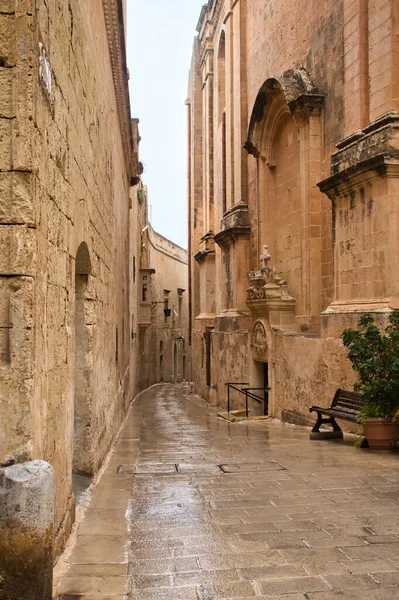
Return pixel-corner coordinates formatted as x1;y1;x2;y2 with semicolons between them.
55;383;399;600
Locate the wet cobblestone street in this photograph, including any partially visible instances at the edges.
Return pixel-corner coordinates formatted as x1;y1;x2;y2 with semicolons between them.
56;383;399;600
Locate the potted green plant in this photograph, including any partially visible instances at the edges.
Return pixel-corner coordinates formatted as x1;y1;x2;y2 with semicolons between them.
341;310;399;450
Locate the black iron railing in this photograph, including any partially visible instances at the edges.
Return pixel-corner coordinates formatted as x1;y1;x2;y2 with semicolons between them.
226;383;270;417
242;387;270;416
226;382;248;414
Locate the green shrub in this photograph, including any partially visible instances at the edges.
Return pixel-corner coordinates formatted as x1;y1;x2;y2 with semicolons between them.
341;310;399;421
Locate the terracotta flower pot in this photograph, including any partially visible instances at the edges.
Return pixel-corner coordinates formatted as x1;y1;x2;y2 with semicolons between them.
363;419;399;450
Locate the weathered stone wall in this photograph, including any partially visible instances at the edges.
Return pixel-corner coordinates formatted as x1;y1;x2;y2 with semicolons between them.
138;225;189;390
188;0;399;424
0;0;135;555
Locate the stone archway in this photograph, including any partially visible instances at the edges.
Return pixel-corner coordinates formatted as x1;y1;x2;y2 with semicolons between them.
244;68;324;330
74;242;94;479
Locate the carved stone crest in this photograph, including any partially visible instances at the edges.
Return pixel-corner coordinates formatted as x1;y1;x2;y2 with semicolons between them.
252;320;267;352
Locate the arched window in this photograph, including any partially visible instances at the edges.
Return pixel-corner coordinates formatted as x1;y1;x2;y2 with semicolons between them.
218;32;227;214
74;242;93;479
217;31;226;120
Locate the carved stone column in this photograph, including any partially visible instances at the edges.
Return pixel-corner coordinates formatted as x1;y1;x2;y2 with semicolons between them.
290;94;324;330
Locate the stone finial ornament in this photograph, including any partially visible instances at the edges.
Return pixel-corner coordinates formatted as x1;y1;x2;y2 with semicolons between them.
246;244;293;302
260;245;272;269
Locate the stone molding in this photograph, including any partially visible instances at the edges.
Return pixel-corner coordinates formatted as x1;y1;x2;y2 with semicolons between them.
244;69;323;158
214;202;251;248
194;249;215;263
194;231;216;263
197;0;225;35
102;0;134;178
318;112;399;196
318;155;399;199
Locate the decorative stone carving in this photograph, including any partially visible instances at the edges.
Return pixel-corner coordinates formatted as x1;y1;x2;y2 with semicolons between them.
246;246;296;330
247;245;291;300
252;320;267;352
214;202;251;248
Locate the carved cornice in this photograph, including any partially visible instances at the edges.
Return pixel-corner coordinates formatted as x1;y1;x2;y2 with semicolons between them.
194;249;215;263
214;227;250;248
214;202;251;247
102;0;134;178
318;113;399;198
197;0;228;38
318;155;399;199
288;93;324;117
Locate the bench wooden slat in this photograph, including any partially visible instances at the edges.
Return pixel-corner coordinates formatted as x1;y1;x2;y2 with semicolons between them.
309;388;367;438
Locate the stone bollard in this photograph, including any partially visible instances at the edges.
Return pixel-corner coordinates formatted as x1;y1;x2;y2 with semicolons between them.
0;460;55;600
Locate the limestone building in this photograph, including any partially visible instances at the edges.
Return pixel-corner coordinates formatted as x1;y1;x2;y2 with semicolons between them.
188;0;399;422
0;0;189;561
133;187;189;392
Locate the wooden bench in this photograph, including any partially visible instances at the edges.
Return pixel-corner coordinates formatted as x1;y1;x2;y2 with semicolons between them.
309;388;367;440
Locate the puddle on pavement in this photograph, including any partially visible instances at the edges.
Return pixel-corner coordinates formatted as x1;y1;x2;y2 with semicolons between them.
72;473;92;506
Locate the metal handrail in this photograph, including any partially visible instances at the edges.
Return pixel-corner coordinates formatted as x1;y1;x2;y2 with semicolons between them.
225;382;249;414
226;383;270;417
243;387;270;416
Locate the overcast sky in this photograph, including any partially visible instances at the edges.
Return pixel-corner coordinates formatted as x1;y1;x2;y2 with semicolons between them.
126;0;205;249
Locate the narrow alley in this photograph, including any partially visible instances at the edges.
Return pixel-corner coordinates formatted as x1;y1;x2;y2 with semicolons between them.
55;383;399;600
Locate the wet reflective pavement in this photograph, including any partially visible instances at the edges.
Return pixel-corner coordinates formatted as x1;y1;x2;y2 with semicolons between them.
55;383;399;600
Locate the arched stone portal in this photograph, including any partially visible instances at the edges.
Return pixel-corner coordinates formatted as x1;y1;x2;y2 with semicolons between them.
244;69;324;331
74;242;94;478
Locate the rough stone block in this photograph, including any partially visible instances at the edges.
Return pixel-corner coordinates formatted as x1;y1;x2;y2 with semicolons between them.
12;114;33;171
0;224;36;275
47;246;67;287
15;14;33;63
0;460;54;600
0;117;12;170
0;14;16;66
0;0;15;12
14;63;33;120
0;0;32;12
0;172;34;224
15;0;33;15
46;283;67;369
0;275;34;372
0;68;14;118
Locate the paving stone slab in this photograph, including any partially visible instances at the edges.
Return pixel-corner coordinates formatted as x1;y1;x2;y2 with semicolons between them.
57;576;127;595
55;384;399;600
